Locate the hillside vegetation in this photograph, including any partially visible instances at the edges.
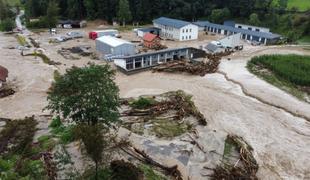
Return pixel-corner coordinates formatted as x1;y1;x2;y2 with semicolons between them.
248;54;310;102
288;0;310;11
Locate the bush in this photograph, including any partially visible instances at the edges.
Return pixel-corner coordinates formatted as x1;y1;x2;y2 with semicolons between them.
110;160;143;180
130;97;157;109
49;117;76;144
49;116;62;128
0;18;15;32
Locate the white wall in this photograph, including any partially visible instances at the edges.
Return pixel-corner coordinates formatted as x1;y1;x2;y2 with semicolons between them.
114;59;126;69
154;23;198;41
179;24;198;41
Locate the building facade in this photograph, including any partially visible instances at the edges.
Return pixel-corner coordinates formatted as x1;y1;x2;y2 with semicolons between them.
194;21;281;45
114;47;204;72
153;17;198;41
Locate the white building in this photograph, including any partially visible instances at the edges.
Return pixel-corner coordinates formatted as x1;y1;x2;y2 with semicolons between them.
153;17;198;41
96;36;135;57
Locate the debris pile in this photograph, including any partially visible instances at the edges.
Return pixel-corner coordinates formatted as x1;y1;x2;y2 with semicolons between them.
206;135;259;179
120;91;206;138
153;59;220;76
152;51;233;76
121;145;183;180
122;90;207;126
57;46;99;60
0;87;15;98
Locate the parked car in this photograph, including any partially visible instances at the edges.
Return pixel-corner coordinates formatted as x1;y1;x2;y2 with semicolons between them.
67;31;84;39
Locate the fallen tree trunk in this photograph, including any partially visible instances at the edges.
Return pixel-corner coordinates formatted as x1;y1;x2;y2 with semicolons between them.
121;145;184;180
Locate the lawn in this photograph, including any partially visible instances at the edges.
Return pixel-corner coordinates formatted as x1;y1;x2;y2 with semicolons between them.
287;0;310;11
247;54;310;102
298;35;310;45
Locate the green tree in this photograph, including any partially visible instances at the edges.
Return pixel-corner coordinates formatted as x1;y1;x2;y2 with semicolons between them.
0;18;15;31
46;0;59;30
249;13;260;26
117;0;132;26
75;124;110;180
46;63;120;126
210;8;231;23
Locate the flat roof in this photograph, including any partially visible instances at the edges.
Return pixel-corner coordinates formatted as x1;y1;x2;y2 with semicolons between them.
96;36;133;47
153;17;192;29
115;47;189;59
193;21;281;39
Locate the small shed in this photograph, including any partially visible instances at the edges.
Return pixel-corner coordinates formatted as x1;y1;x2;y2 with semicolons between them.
96;36;135;56
143;33;160;49
0;65;8;88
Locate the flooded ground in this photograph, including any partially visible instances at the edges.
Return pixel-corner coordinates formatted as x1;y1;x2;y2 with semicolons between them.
0;31;310;179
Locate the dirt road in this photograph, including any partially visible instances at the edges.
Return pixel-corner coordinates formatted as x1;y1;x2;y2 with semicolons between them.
0;31;309;179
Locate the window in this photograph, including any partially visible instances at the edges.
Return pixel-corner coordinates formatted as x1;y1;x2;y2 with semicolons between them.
186;36;188;40
182;36;184;40
126;59;134;70
190;29;192;32
238;26;242;28
255;29;260;32
186;29;188;33
189;35;191;39
248;27;252;31
183;29;185;33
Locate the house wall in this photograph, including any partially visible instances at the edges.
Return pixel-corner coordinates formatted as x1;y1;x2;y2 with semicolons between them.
235;23;270;33
154;23;198;41
179;24;199;41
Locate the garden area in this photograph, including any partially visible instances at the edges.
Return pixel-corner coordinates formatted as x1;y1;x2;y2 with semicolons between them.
247;54;310;102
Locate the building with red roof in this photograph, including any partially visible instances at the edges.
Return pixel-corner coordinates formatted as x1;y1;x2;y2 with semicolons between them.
143;33;161;49
0;65;8;88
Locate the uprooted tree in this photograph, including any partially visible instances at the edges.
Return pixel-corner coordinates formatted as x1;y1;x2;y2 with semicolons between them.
46;63;120;180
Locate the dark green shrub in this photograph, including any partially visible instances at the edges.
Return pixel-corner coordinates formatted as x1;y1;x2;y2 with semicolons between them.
130;97;157;109
110;160;143;180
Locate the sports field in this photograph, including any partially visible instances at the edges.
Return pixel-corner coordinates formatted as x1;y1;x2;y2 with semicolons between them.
287;0;310;11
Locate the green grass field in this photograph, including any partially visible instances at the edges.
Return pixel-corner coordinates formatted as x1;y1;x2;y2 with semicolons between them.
247;54;310;102
287;0;310;11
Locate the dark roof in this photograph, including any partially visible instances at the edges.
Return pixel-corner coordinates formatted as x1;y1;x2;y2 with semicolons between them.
193;21;281;39
206;43;220;52
143;33;159;42
153;17;192;29
138;27;161;32
0;65;8;82
115;47;189;59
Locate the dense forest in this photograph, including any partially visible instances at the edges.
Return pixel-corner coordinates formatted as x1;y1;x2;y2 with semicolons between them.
1;0;309;41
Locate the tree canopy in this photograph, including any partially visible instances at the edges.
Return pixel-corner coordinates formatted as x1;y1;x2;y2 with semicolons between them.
46;64;120;126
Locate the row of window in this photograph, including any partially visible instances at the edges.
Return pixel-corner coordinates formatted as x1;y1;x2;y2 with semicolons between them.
238;25;260;32
182;29;192;33
182;35;192;40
